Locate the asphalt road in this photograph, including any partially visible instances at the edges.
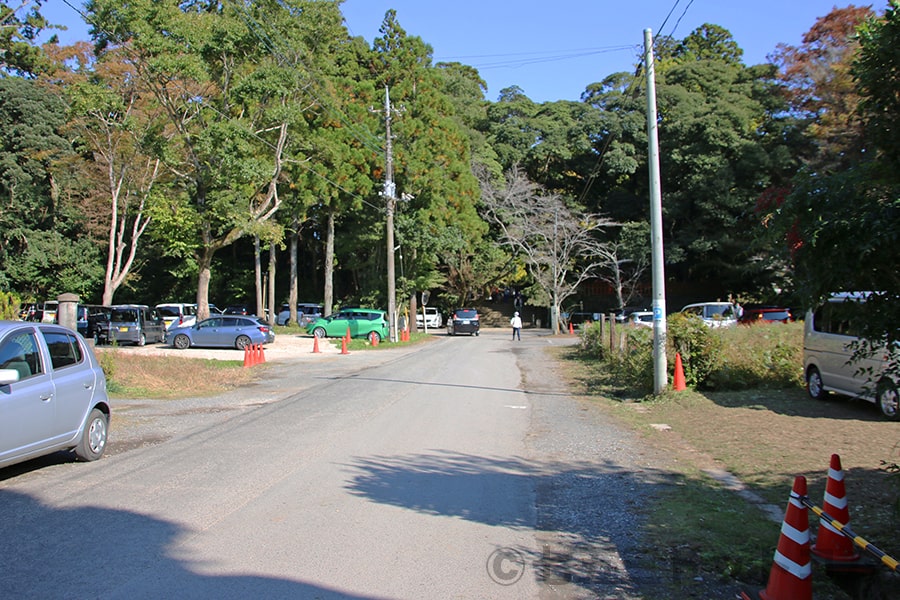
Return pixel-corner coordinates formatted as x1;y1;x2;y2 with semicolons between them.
0;329;671;599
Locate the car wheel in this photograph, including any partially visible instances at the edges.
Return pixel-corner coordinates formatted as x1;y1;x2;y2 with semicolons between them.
137;333;146;347
313;327;326;338
369;331;382;343
806;366;827;400
75;408;108;462
235;335;252;350
877;378;900;420
173;334;191;350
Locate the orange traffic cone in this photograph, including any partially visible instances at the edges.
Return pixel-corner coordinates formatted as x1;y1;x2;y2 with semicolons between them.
345;327;351;343
258;344;266;364
753;476;812;600
370;331;379;346
568;322;575;335
811;454;859;562
243;344;253;367
673;352;687;391
340;336;349;355
312;335;320;353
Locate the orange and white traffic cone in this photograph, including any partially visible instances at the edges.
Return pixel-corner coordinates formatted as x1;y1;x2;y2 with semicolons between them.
811;454;859;562
312;336;320;353
753;476;812;600
673;352;686;391
340;336;349;355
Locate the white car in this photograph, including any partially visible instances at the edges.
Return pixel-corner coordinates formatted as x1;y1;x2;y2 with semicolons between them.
628;311;654;327
680;302;737;328
416;307;442;329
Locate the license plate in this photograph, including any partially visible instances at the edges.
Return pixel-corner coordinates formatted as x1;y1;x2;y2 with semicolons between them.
119;326;129;332
461;319;470;325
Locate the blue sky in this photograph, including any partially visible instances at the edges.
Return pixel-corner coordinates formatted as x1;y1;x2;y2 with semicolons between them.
40;0;883;103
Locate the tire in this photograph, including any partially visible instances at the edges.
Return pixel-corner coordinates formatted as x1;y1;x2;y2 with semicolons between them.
173;334;191;350
876;378;900;420
369;331;382;343
806;366;827;400
313;327;327;338
75;408;108;462
137;333;146;347
235;335;251;350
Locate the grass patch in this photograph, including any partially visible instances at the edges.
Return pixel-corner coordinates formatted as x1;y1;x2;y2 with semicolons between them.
557;322;900;598
99;350;256;399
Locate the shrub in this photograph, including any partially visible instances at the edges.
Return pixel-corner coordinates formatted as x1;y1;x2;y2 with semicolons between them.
580;320;606;359
667;312;722;388
0;291;21;320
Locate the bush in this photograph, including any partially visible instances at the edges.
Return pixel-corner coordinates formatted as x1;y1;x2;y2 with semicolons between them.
0;291;21;320
667;312;722;388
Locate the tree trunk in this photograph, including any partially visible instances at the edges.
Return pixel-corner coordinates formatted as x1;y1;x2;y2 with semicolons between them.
323;209;335;316
254;236;263;317
196;249;214;321
288;221;299;325
267;243;276;325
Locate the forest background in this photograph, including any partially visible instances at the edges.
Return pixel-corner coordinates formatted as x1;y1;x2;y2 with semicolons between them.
2;0;899;340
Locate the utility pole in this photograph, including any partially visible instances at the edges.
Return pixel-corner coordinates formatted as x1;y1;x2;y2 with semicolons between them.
382;86;398;342
645;28;668;395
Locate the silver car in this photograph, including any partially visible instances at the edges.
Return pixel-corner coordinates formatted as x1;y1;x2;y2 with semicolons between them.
0;322;111;469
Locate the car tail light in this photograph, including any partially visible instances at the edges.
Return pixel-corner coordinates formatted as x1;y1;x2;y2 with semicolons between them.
258;325;270;334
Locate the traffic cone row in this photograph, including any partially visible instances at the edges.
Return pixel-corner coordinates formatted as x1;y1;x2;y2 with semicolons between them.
744;454;864;600
242;343;267;367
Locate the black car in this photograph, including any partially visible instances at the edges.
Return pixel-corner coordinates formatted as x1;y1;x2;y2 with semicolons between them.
447;308;480;336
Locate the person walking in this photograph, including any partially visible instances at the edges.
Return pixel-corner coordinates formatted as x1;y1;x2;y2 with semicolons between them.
510;311;522;341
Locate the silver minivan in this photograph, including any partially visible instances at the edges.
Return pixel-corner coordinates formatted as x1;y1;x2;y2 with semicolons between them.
803;292;899;419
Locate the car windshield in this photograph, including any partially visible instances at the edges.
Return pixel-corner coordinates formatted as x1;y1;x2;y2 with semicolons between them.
110;308;138;322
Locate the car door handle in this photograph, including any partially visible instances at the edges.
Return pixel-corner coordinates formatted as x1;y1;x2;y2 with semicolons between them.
83;382;94;390
39;393;53;402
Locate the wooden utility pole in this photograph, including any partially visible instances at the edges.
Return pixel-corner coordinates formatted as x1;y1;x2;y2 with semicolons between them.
383;86;398;342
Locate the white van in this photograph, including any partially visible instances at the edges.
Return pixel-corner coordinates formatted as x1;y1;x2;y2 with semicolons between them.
156;303;197;330
803;292;898;420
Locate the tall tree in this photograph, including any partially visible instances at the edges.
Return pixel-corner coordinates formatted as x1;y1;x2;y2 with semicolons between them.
770;5;874;171
88;0;327;319
479;166;614;334
44;41;166;305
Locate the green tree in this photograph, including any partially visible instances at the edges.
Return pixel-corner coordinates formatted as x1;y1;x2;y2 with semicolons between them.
88;0;328;319
0;76;103;297
369;10;485;316
0;0;54;76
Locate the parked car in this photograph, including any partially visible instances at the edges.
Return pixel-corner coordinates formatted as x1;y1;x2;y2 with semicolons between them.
614;306;650;323
168;315;274;350
738;306;794;324
447;308;480;336
86;306;112;342
628;311;654;327
306;308;389;342
156;303;197;330
224;305;251;316
276;303;323;326
98;305;166;346
680;302;738;328
803;292;898;420
416;307;443;329
0;321;111;469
